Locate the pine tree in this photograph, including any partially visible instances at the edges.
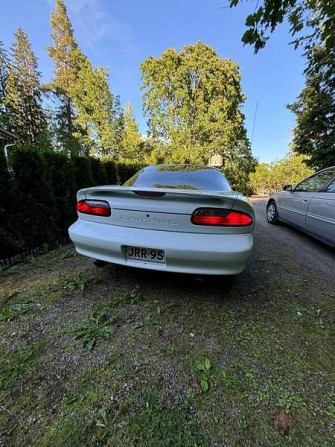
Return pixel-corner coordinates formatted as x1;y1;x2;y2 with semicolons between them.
4;28;49;148
119;102;142;162
47;0;83;155
0;41;10;128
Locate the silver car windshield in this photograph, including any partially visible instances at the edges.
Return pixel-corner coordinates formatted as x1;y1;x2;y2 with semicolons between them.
124;165;231;191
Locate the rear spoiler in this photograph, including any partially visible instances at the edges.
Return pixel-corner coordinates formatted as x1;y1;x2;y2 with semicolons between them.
78;185;237;200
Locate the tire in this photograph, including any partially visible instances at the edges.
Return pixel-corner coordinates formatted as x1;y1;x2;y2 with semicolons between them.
267;200;280;225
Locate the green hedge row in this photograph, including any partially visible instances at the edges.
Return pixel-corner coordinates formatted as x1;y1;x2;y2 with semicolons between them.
0;148;144;258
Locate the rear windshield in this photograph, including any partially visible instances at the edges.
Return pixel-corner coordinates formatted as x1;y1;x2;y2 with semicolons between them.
124;165;231;191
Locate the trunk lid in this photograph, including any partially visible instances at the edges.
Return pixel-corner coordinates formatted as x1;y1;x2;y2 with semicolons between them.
77;186;251;234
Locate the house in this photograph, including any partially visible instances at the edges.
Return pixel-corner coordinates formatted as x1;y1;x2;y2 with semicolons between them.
0;127;18;149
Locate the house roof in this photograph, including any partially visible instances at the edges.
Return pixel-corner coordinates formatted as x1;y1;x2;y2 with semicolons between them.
0;127;19;141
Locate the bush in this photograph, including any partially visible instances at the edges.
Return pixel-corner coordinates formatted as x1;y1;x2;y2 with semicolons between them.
43;151;76;235
101;159;119;185
0;149;146;259
90;158;108;186
9;147;57;250
72;156;95;191
0;149;17;257
117;162;144;185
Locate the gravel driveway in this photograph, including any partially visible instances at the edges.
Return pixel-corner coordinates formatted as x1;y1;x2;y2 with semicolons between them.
1;198;335;446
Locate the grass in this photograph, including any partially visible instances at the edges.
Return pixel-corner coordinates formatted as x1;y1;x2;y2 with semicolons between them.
0;235;335;446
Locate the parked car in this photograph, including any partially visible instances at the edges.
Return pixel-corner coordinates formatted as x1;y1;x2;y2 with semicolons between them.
69;164;255;275
266;166;335;247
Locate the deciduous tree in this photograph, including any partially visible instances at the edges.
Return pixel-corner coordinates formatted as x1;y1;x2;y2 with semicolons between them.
229;0;335;54
141;42;255;188
288;45;335;169
118;102;142;162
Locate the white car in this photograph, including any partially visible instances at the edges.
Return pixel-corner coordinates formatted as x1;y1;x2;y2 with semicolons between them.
69;164;255;275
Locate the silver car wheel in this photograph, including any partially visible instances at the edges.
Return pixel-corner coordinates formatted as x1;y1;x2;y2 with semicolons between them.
267;203;276;222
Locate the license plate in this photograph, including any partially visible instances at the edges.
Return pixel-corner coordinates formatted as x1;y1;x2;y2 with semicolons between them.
124;246;166;264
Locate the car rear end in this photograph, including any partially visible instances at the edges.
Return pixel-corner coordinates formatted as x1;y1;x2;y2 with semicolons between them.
69;165;254;275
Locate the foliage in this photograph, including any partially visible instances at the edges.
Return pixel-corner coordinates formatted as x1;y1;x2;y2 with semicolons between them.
0;40;9;127
141;42;255;187
47;0;85;155
70;59;118;155
102;158;120;184
118;102;143;163
9;147;58;249
196;358;212;393
43;151;77;232
248;152;314;194
90;157;108;186
229;0;335;54
71;155;95;190
4;28;49;148
0;147;141;258
288;45;335;169
73;311;119;351
118;162;145;184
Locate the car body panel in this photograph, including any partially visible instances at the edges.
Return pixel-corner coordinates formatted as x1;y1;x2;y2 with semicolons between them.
306;193;335;244
69;219;253;275
276;191;316;230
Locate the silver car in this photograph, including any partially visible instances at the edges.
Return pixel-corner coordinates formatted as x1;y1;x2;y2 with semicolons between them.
69;164;255;275
266;166;335;247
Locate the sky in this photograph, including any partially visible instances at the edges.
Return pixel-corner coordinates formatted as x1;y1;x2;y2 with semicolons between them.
0;0;306;163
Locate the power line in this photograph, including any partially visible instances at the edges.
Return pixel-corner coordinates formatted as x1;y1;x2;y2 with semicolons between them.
251;101;258;146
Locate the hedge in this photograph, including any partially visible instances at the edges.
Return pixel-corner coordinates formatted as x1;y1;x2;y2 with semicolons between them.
0;148;144;259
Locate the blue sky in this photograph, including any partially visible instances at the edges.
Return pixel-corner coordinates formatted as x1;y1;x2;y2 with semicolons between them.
0;0;306;162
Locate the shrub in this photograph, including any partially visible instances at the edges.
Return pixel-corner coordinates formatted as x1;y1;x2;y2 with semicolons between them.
90;157;108;186
9;147;57;249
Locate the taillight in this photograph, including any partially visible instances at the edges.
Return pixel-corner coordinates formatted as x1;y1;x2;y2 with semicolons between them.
191;208;253;226
77;199;111;217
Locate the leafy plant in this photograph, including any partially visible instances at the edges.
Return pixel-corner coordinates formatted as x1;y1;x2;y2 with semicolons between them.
0;265;19;277
196;358;212;393
119;286;142;305
0;301;37;321
73;311;119;351
59;271;94;294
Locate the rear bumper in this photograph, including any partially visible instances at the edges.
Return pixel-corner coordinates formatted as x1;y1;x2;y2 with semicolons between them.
69;220;253;275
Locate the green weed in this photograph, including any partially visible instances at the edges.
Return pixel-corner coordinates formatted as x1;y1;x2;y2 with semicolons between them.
73;311;119;350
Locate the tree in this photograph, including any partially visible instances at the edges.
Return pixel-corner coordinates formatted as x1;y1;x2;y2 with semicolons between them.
47;0;83;155
229;0;335;54
288;45;335;169
0;41;9;128
4;28;49;148
70;57;118;156
248;152;313;194
118;102;142;162
141;42;255;187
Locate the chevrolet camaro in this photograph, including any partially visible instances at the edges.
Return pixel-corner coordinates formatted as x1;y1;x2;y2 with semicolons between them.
69;164;255;275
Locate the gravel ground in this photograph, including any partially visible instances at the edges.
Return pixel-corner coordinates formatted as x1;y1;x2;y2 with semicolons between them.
1;198;335;447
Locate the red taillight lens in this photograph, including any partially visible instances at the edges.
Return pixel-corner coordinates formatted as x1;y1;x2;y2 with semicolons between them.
191;208;253;226
77;199;111;217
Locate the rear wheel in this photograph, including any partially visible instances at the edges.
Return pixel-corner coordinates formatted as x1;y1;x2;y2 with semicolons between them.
267;200;280;225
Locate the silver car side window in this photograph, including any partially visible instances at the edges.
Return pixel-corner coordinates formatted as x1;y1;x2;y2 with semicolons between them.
326;179;335;192
295;169;335;192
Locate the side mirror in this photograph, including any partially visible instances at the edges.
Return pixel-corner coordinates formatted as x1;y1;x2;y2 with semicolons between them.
283;185;293;191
